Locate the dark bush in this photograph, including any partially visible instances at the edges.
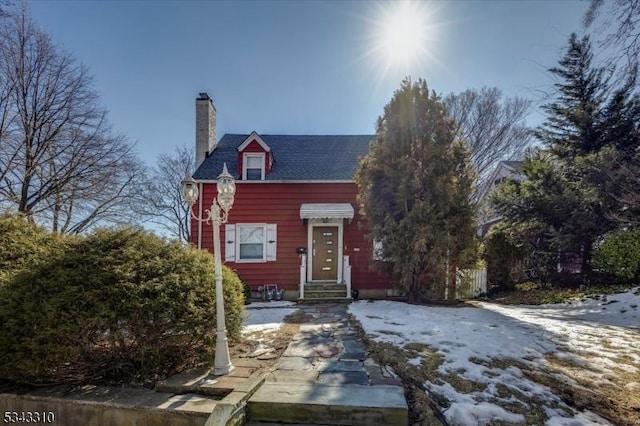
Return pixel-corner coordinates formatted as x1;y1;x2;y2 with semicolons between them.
0;227;245;386
593;227;640;283
235;272;252;304
482;227;528;291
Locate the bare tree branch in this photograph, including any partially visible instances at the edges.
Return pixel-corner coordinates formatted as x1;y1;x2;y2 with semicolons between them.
444;87;533;187
136;146;193;242
0;4;144;233
585;0;640;73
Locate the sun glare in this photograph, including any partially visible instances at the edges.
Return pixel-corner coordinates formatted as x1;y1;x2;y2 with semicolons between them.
364;1;441;80
379;3;426;67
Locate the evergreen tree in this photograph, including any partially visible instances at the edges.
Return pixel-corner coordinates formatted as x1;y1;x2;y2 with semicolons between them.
355;78;476;302
537;34;610;160
495;33;640;282
492;151;605;282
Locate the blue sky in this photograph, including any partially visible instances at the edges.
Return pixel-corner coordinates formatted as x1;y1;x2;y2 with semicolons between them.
29;0;589;167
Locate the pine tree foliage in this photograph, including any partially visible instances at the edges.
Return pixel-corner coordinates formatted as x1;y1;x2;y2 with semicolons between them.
355;78;477;302
494;34;640;282
537;35;611;160
492;152;607;281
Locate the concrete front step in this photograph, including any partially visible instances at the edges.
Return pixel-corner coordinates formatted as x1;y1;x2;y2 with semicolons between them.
304;283;347;291
301;283;349;302
247;382;408;426
303;289;349;299
297;297;352;304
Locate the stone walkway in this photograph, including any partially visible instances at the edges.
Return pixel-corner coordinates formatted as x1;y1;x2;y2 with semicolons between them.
265;303;402;387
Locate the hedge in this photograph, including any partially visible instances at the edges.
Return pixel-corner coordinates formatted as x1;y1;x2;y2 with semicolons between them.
0;213;61;288
0;226;245;386
593;227;640;283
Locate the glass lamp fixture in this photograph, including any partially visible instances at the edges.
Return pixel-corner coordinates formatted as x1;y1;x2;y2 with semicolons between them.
181;172;199;206
216;163;235;213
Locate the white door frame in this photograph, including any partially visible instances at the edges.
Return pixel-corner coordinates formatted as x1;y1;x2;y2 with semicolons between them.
307;219;343;283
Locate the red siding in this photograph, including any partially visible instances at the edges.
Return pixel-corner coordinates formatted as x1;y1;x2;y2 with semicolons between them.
189;182;389;293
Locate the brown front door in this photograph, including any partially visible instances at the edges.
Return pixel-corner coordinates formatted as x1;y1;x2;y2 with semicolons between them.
312;226;338;281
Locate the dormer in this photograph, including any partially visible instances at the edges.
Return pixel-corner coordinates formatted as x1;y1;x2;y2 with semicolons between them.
237;131;273;180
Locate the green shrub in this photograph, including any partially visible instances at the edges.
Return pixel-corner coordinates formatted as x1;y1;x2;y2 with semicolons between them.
482;227;528;291
593;227;640;282
0;227;245;386
0;213;61;288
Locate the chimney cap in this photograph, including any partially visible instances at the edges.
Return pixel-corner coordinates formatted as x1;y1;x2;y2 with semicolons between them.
197;92;211;100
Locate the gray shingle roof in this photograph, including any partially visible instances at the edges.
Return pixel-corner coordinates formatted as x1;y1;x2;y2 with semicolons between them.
501;160;523;172
193;134;375;181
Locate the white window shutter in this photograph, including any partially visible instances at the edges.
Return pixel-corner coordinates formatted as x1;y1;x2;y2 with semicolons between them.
266;224;277;261
225;224;236;262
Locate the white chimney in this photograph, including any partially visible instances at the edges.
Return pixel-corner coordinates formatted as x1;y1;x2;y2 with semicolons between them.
195;92;216;168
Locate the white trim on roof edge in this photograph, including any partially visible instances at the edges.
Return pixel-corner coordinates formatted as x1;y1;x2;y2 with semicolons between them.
237;131;271;152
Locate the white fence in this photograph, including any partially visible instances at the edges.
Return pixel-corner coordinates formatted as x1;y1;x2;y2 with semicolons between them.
456;268;487;299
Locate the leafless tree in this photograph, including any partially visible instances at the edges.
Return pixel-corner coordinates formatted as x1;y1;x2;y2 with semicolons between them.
137;146;193;242
0;4;144;233
0;0;13;18
444;87;533;186
585;0;640;73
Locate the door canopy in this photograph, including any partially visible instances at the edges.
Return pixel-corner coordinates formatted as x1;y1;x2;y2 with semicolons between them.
300;203;354;222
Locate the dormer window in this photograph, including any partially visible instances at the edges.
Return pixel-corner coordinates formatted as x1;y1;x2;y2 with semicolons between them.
243;153;265;180
237;132;271;180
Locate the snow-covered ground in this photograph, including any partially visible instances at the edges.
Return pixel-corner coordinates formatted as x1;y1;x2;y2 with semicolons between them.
349;288;640;426
242;301;298;333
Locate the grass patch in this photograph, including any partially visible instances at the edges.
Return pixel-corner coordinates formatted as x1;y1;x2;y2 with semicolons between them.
468;357;571;424
489;283;637;305
543;353;640;426
440;373;487;394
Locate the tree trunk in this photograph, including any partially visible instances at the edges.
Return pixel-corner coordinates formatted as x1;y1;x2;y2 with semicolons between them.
447;257;458;301
581;238;593;279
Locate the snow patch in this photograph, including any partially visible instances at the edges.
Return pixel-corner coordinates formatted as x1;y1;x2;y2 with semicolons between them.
349;289;640;425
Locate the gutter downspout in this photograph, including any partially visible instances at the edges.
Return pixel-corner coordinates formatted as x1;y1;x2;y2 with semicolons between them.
197;182;203;249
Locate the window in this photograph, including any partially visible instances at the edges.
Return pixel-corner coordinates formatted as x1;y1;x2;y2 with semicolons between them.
238;225;265;261
494;176;507;186
225;223;277;262
243;153;265;180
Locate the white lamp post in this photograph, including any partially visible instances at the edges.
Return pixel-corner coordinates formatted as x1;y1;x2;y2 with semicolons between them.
182;163;235;375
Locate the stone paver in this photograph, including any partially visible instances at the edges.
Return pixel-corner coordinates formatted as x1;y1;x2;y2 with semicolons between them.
267;303;401;387
248;383;408;425
317;371;369;385
247;302;409;425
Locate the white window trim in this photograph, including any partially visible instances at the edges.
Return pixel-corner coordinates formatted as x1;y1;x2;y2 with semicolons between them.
236;223;267;263
237;131;271;152
242;152;265;180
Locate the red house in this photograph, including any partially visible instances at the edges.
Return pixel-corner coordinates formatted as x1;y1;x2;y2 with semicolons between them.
190;93;390;301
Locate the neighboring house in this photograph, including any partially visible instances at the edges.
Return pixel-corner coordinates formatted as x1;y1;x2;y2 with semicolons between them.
476;160;524;237
189;93;390;300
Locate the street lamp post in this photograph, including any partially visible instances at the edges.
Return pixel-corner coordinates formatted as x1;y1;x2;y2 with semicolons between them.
182;163;236;375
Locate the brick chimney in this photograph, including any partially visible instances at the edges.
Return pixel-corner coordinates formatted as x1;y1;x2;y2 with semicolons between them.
195;92;216;169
